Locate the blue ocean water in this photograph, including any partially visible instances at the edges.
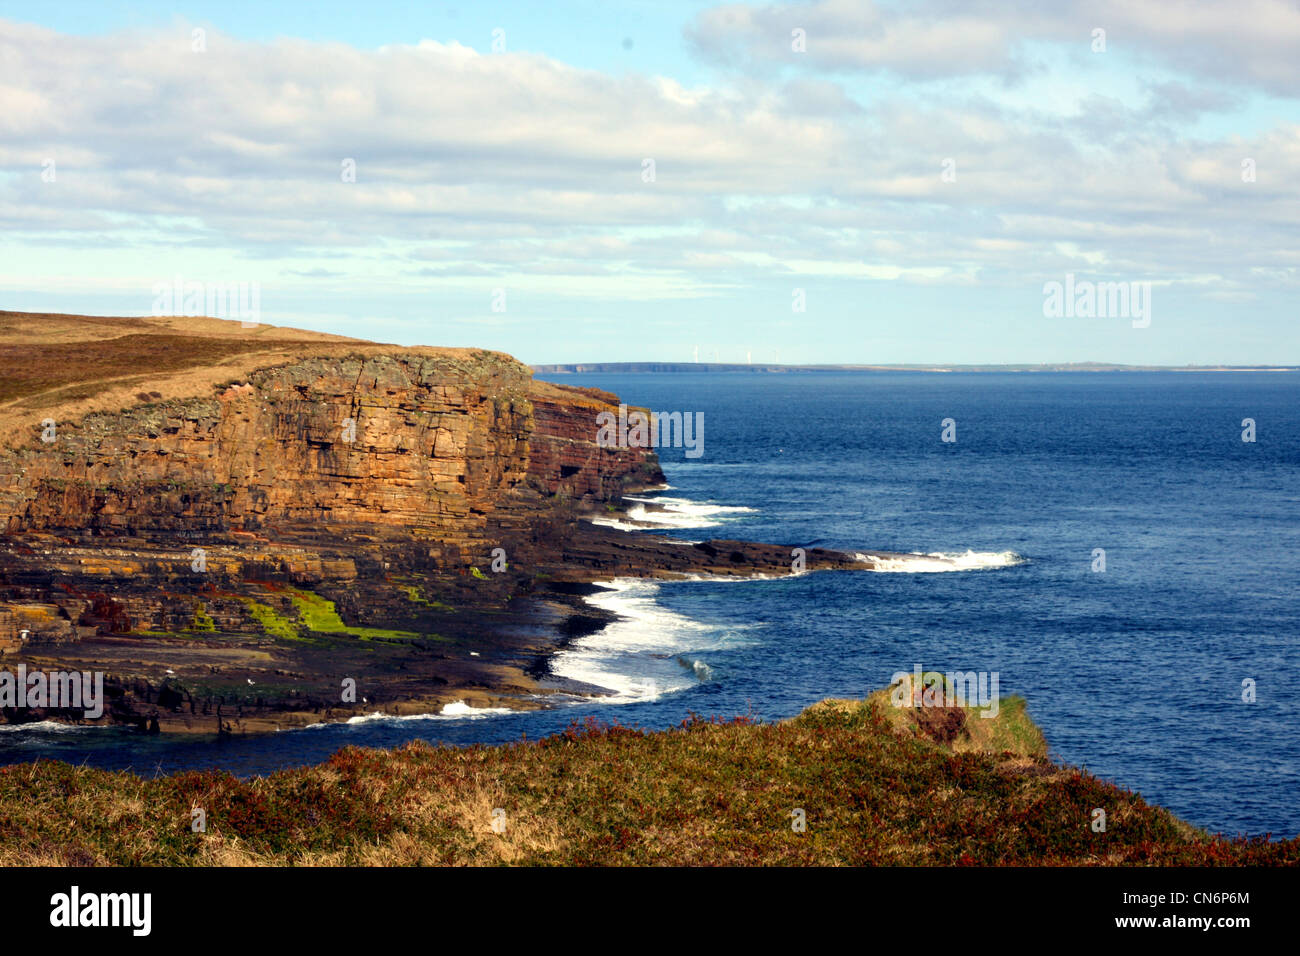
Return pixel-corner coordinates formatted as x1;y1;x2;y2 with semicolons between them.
4;372;1297;839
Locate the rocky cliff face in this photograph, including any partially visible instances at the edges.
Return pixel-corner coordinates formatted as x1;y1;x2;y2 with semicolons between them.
0;337;671;729
0;316;859;732
0;352;659;545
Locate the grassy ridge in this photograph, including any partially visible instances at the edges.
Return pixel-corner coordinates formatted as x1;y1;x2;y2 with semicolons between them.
0;311;509;448
1;696;1295;866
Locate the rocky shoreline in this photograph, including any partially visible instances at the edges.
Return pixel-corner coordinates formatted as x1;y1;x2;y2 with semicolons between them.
0;519;874;735
0;312;874;735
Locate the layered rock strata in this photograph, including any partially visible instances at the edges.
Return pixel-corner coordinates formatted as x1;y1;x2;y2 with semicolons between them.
0;314;861;733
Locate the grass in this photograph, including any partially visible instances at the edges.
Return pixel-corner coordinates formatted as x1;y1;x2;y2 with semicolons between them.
285;588;419;642
128;588;432;644
0;332;283;405
867;672;1050;756
0;311;512;448
0;696;1294;866
399;583;454;612
238;598;304;642
186;602;216;633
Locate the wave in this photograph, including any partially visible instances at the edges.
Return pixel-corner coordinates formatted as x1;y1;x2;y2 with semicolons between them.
665;571;789;582
301;700;517;729
437;701;516;718
549;578;732;704
0;720;94;734
588;515;651;532
854;549;1026;573
590;495;757;531
677;656;714;681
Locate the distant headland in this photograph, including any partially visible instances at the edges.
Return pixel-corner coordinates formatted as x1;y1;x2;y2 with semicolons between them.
532;362;1300;374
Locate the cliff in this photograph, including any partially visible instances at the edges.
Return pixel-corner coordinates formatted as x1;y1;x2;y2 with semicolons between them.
0;312;862;732
0;314;873;733
0;358;660;542
0;318;660;540
0;313;665;730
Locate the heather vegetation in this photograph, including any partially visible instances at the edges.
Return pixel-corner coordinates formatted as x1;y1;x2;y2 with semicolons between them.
2;695;1293;866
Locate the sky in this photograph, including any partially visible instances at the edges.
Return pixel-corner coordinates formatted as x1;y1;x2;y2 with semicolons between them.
0;0;1297;365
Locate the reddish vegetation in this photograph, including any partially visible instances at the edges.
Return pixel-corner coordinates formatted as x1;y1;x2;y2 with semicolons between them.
2;700;1296;866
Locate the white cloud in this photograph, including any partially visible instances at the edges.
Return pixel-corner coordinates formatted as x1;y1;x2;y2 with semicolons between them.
687;0;1300;95
0;13;1296;304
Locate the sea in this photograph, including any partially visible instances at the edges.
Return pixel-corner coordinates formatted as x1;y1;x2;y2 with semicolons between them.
3;371;1297;839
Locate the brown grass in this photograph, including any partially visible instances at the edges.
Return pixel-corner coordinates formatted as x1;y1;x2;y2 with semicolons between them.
0;311;524;448
0;699;1294;867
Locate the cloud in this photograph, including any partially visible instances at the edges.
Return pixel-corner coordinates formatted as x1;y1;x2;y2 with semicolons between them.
688;0;1035;80
687;0;1300;95
283;267;346;278
0;13;1296;304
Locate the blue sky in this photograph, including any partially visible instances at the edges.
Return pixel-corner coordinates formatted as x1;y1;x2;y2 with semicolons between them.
1;0;1297;364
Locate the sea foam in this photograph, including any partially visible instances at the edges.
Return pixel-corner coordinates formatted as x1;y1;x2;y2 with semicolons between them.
590;495;755;531
854;550;1026;572
549;578;731;703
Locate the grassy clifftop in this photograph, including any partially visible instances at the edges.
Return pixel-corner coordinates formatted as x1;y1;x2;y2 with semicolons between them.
0;311;523;448
2;693;1294;866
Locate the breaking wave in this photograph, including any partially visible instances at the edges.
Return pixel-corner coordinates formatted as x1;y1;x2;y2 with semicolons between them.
589;495;756;531
0;720;93;734
854;550;1026;573
677;656;714;681
549;579;735;704
302;700;517;729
